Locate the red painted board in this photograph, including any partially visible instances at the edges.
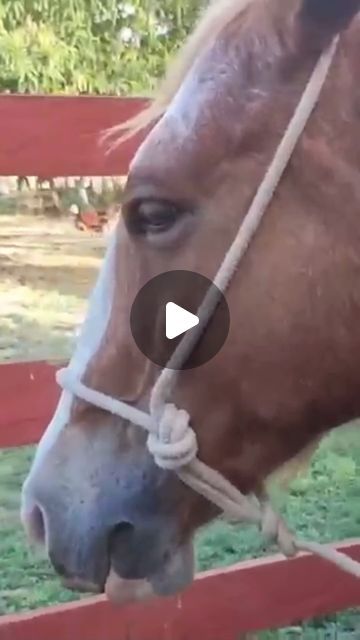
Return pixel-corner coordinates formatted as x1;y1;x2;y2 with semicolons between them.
0;361;62;449
0;541;359;640
0;95;149;177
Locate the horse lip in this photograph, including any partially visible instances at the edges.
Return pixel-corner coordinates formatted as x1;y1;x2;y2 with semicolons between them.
60;539;195;603
105;569;154;605
62;576;103;594
61;553;111;594
104;539;194;605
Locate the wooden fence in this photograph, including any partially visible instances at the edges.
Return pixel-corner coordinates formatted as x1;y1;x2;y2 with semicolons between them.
0;96;359;640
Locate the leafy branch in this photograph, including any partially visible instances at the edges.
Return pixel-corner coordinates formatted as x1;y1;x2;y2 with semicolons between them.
0;0;202;95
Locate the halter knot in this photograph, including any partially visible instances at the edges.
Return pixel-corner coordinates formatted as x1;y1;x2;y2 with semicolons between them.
147;403;198;470
260;501;297;558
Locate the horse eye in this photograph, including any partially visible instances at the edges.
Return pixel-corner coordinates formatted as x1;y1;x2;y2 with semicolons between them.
125;200;183;237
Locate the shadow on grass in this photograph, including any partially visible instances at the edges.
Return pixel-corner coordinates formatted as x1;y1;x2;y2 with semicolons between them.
0;253;101;299
0;312;77;362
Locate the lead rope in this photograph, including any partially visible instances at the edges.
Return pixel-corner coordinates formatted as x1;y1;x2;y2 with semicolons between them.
57;37;360;580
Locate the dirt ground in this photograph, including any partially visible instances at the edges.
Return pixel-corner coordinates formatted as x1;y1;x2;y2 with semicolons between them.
0;213;107;363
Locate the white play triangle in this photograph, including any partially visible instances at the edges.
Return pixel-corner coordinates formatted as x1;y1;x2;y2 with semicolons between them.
165;302;199;340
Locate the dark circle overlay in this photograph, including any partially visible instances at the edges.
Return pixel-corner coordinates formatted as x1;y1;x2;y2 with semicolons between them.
130;270;230;371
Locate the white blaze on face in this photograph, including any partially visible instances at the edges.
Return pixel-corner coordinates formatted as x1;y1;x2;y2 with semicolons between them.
22;231;118;503
129;49;222;172
23;63;208;500
23;46;220;506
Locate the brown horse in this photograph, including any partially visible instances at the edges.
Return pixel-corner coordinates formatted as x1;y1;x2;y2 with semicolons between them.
22;0;360;605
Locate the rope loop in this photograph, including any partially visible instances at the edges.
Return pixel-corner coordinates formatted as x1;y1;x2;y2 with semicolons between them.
147;403;198;470
260;502;297;558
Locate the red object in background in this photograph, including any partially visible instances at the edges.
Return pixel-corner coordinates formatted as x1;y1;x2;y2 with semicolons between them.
0;361;61;449
75;209;106;232
0;94;148;177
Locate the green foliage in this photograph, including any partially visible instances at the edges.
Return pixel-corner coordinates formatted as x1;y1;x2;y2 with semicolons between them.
0;0;202;94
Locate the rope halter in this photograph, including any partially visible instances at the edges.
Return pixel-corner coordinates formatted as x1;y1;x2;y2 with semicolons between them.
57;38;360;580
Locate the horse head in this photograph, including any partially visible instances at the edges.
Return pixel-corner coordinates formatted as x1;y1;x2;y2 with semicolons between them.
22;0;360;604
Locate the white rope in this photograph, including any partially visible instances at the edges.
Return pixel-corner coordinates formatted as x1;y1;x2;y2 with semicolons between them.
57;37;360;579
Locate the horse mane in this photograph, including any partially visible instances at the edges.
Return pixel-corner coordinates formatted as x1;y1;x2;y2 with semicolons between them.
105;0;256;148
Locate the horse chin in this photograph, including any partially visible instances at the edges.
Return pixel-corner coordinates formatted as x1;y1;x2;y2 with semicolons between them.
105;541;195;605
105;571;155;605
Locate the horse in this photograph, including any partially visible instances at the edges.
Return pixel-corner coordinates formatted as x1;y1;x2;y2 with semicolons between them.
21;0;360;605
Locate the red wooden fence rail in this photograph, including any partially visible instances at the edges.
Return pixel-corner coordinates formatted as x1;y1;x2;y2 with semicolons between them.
0;543;360;640
0;361;62;449
0;94;147;176
0;95;359;639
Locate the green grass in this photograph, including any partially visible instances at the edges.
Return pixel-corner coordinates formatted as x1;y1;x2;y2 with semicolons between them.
197;424;360;570
196;425;360;636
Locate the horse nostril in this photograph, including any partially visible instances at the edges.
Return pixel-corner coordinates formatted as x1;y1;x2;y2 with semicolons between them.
109;521;135;553
49;554;69;579
108;521;136;558
108;521;160;580
25;504;46;545
108;521;146;579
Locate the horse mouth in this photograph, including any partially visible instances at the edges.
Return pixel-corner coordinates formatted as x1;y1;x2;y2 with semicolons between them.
63;541;195;605
108;540;195;604
104;571;155;605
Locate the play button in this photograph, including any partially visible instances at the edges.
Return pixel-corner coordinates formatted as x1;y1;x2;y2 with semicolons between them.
130;270;230;370
166;302;199;340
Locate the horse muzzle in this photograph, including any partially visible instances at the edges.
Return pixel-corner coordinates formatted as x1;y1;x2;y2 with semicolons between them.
21;419;194;603
22;496;194;602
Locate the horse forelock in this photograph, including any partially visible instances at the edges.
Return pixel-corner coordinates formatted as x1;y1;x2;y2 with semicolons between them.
105;0;276;147
106;0;344;149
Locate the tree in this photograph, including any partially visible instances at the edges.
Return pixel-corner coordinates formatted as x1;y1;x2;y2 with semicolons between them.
0;0;202;94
